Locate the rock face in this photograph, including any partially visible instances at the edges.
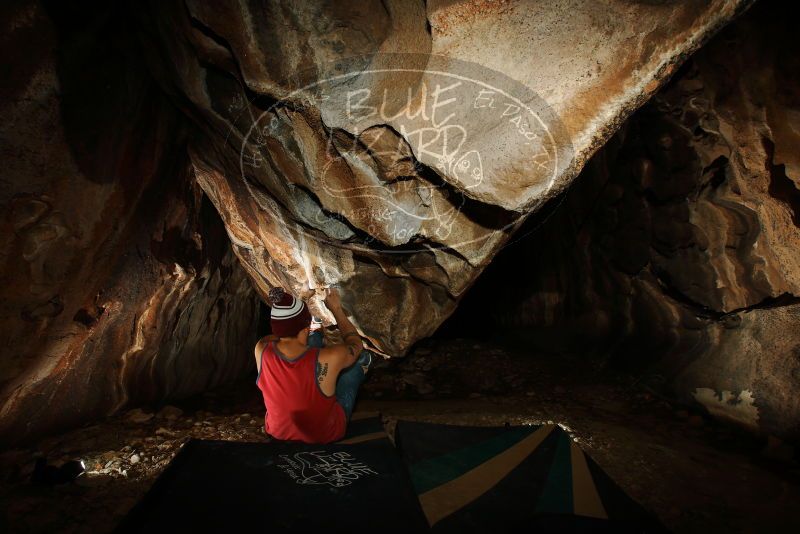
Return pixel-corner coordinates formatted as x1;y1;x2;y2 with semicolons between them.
0;2;259;444
135;0;751;354
444;2;800;441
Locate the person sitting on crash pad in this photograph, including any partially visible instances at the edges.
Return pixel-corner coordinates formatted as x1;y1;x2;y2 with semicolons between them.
254;286;372;444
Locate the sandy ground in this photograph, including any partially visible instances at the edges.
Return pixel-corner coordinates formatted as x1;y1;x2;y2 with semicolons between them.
1;338;798;533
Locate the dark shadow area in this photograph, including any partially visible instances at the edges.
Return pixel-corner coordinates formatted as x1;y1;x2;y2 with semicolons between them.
44;0;181;192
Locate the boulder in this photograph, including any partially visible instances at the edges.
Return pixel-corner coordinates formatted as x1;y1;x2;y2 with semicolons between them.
136;0;751;354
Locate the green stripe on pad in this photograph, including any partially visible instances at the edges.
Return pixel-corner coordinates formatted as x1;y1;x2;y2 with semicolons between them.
534;429;573;514
410;426;537;495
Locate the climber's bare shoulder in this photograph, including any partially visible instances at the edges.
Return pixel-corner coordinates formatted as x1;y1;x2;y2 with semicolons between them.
254;335;278;367
318;343;358;371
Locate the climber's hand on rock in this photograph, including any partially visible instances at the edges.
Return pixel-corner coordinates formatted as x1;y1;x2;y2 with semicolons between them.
324;287;342;311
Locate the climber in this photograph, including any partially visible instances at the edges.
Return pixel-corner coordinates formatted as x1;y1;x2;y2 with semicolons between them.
253;286;372;444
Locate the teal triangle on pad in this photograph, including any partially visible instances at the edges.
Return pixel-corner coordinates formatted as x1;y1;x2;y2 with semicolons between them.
533;429;574;514
410;426;536;494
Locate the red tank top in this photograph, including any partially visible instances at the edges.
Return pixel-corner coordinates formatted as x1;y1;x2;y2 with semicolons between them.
256;341;346;444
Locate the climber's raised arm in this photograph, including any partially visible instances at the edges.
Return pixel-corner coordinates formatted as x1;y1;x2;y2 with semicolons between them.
321;288;363;369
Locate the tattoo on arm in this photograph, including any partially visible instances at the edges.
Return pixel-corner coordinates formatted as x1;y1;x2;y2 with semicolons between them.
317;361;328;384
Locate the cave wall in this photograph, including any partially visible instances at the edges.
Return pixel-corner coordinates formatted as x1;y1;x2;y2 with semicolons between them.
1;0;790;445
0;1;260;444
445;2;800;441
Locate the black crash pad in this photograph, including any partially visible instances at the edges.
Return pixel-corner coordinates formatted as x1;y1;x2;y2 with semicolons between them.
118;415;427;533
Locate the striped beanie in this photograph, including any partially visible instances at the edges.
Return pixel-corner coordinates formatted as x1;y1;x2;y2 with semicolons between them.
268;287;311;337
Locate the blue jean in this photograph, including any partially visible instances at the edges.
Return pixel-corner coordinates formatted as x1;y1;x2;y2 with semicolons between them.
308;330;369;420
